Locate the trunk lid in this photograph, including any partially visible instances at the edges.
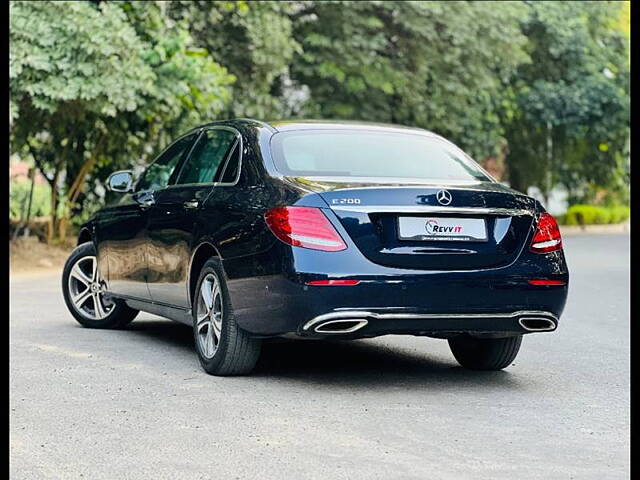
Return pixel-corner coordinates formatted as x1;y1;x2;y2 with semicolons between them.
287;177;537;271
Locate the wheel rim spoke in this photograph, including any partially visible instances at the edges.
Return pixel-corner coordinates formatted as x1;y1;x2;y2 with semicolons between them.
205;326;214;357
93;294;106;319
196;312;210;328
89;257;98;282
72;289;92;309
211;282;219;306
71;263;92;287
201;279;213;310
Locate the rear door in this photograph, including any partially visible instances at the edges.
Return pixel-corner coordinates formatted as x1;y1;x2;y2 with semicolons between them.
146;127;241;308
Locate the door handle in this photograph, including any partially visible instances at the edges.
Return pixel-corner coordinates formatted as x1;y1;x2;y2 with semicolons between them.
138;196;155;210
183;200;199;210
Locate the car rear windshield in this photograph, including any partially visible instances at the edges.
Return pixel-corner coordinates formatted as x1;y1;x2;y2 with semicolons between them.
270;130;492;182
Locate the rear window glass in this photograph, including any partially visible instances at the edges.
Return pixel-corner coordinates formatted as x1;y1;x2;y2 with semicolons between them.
175;129;237;185
270;130;491;182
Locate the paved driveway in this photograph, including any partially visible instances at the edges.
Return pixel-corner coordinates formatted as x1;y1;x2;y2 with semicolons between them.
10;233;630;479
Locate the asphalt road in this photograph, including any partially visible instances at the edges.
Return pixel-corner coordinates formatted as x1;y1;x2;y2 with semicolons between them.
10;233;630;479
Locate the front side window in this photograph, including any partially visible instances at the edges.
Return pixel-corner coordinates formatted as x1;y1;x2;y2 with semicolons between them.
270;130;492;182
136;134;196;192
175;129;238;185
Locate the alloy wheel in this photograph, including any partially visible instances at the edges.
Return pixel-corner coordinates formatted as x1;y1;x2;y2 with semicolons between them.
67;256;114;320
196;273;223;359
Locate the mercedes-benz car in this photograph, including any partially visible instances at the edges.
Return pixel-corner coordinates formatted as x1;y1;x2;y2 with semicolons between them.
62;119;569;375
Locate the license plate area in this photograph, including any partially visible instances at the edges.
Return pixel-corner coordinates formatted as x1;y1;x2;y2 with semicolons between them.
397;216;488;242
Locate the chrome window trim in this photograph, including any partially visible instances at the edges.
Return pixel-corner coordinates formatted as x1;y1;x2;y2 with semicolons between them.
215;137;241;186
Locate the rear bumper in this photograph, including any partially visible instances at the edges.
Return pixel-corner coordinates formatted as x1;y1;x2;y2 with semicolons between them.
226;258;568;338
301;309;558;338
223;233;568;338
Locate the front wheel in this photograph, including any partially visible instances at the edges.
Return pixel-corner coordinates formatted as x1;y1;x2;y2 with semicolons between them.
192;258;261;376
62;242;138;329
448;335;522;371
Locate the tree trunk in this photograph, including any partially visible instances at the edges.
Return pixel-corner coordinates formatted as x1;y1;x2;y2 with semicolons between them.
47;170;60;243
21;167;36;238
26;140;64;244
56;133;95;242
544;121;553;207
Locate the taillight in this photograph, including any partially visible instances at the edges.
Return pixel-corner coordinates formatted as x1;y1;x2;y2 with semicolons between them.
264;206;347;252
527;279;566;286
530;213;563;253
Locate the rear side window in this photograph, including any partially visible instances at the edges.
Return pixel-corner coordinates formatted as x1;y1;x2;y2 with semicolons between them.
175;129;237;185
219;142;240;184
270;130;492;182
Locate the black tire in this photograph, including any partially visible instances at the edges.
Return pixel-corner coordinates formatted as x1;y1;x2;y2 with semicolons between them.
62;242;138;329
448;335;522;371
192;258;261;376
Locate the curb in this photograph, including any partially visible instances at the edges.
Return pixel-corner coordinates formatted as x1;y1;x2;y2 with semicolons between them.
559;223;630;236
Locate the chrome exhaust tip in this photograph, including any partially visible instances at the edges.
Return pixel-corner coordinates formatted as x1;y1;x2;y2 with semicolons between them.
519;317;557;332
313;319;369;334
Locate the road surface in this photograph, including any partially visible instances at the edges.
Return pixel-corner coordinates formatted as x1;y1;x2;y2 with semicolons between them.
10;233;630;479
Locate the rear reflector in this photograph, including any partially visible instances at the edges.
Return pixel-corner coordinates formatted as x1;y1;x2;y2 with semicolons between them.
306;279;360;286
527;279;566;286
264;206;347;252
530;213;563;253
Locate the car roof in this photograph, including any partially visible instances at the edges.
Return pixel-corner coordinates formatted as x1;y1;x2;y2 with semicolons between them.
267;119;438;136
193;118;438;137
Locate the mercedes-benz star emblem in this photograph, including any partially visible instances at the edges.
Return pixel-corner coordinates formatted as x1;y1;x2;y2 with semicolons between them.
436;190;452;206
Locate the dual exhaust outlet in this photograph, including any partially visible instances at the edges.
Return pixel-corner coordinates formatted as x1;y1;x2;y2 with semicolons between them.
518;317;557;332
303;310;558;335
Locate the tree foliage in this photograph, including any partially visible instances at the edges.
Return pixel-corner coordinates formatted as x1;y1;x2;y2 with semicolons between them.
9;1;630;242
290;1;530;159
168;1;301;118
9;0;233;240
503;1;630;201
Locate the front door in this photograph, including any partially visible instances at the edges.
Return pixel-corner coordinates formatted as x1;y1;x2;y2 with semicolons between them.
146;127;241;309
99;132;198;300
95;191;154;300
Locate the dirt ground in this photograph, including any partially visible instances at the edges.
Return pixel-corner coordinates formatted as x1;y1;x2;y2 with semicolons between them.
9;236;74;277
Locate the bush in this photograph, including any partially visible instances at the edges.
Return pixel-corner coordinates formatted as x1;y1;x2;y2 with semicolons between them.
609;205;631;224
562;204;630;226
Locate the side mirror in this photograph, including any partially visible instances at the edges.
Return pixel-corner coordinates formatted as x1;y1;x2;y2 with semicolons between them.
106;170;134;193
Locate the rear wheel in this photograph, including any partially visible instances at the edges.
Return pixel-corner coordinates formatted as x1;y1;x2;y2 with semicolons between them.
448;335;522;371
62;242;138;329
192;258;261;376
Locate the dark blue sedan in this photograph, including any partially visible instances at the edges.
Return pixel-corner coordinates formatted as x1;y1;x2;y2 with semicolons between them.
62;119;568;375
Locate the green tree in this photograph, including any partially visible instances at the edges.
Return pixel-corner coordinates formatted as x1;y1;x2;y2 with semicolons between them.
503;1;630;200
10;0;630;237
168;1;301;119
10;0;234;241
289;0;530;160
